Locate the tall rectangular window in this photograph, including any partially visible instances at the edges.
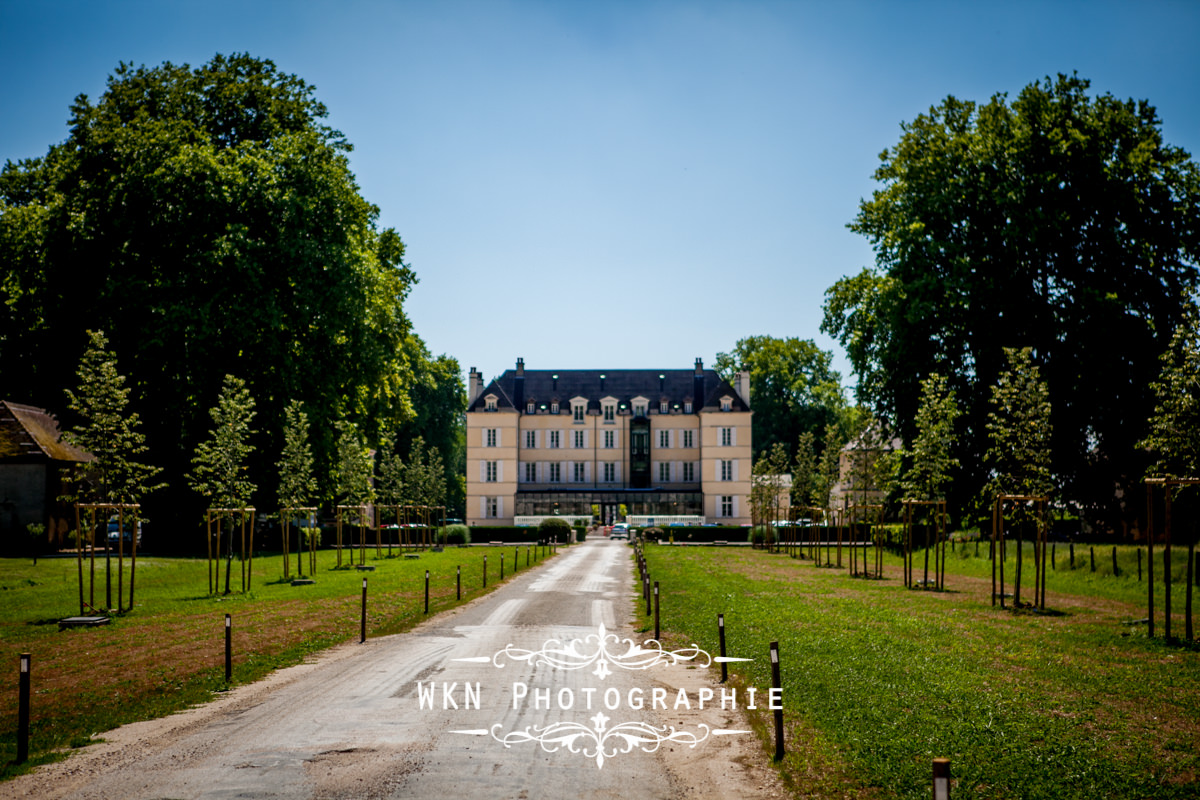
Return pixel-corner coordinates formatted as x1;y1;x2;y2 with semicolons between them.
573;430;585;448
549;431;560;448
525;430;536;449
682;462;695;482
658;462;671;482
720;460;733;481
720;427;732;447
524;462;537;482
604;430;615;449
549;463;561;483
721;496;733;517
603;462;616;482
573;405;585;422
604;404;615;423
683;430;694;448
485;461;498;482
658;430;670;448
487;497;499;518
486;429;498;447
574;462;586;482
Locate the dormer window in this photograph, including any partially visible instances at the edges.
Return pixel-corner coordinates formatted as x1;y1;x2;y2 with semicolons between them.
526;400;535;414
551;401;560;414
660;400;669;414
720;395;732;412
485;394;498;412
684;400;693;414
631;396;648;418
571;397;587;423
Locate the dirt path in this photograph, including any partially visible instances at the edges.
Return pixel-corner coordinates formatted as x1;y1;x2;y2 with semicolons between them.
2;540;786;799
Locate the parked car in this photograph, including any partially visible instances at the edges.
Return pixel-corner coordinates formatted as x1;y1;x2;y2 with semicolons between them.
106;517;142;547
610;523;630;540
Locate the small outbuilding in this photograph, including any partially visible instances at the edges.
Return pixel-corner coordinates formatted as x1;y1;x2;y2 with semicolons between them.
0;400;93;550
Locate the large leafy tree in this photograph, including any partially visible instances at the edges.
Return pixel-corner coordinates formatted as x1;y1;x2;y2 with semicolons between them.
715;335;848;462
0;54;417;541
822;74;1200;527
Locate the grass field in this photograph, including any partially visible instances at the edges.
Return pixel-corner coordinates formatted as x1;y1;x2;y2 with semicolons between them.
0;542;556;779
637;542;1200;800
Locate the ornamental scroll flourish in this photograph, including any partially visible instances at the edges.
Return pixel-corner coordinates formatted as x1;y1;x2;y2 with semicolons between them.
487;623;710;680
492;716;710;769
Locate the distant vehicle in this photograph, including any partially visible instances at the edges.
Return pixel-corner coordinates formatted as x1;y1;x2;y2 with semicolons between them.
106;518;142;547
610;523;630;540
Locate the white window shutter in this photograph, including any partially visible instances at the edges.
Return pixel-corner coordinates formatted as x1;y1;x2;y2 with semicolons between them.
497;497;504;518
732;460;739;481
731;427;737;447
497;461;504;482
496;428;502;448
669;430;675;449
479;496;486;518
479;461;486;482
583;430;589;449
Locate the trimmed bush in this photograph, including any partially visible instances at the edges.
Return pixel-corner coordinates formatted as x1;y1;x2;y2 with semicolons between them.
439;524;471;545
466;526;538;543
663;526;747;543
538;517;572;540
748;525;776;547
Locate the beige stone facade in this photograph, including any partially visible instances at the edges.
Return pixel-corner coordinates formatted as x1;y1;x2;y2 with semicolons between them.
466;359;752;526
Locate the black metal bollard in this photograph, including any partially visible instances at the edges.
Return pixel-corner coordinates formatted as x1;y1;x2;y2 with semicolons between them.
933;758;951;800
483;555;487;588
17;653;30;764
653;581;660;641
770;641;784;761
457;564;462;600
1112;546;1119;577
424;570;430;614
225;614;232;683
501;553;505;580
1091;546;1096;573
362;577;369;642
718;614;727;683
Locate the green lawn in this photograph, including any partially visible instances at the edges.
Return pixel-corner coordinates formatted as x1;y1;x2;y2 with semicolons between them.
637;543;1200;800
0;542;556;779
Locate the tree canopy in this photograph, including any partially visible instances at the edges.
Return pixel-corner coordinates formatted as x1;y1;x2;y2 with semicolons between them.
1139;307;1200;481
188;374;257;509
63;330;163;508
900;373;960;503
715;335;848;462
0;54;463;536
984;348;1054;503
822;74;1200;526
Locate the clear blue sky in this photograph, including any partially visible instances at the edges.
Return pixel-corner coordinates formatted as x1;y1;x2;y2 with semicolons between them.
3;1;1198;392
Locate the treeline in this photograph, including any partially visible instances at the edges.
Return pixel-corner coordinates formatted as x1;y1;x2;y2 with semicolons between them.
726;75;1200;532
0;54;465;545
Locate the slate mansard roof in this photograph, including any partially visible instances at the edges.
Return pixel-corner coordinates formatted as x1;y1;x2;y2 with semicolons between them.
467;364;749;414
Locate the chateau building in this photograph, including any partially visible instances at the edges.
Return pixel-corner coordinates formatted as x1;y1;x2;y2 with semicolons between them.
466;359;752;526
